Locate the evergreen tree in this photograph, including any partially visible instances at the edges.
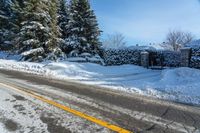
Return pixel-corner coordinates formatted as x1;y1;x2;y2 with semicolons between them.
0;0;10;30
14;0;50;61
11;0;64;61
8;0;27;52
45;0;65;60
10;0;25;33
67;0;101;55
0;0;13;49
57;0;72;53
58;0;70;39
1;0;102;60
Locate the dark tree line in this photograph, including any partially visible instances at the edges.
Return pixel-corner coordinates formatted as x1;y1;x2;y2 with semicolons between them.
0;0;101;61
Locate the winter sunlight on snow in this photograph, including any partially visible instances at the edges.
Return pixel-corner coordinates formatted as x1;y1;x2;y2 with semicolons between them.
0;0;200;133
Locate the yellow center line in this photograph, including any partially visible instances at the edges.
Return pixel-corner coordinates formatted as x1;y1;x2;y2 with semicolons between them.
0;83;133;133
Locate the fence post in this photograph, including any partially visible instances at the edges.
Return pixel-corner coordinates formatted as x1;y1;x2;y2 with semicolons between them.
180;48;191;67
141;51;149;68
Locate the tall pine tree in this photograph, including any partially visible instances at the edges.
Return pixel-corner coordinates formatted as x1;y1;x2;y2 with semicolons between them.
67;0;101;55
58;0;70;39
10;0;25;33
57;0;71;53
14;0;51;61
2;0;102;61
12;0;64;61
0;0;13;49
0;0;10;32
45;0;65;61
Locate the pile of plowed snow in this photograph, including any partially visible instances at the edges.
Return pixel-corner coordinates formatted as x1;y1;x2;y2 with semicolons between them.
160;67;200;85
0;59;200;105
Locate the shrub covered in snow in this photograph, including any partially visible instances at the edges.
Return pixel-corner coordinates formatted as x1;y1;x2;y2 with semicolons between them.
100;48;181;67
185;40;200;68
101;48;141;66
190;47;200;68
162;51;181;67
190;56;200;69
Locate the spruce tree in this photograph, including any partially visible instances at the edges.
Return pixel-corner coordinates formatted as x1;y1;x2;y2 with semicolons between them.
10;0;25;33
58;0;70;39
57;0;72;53
67;0;101;55
45;0;65;60
8;0;27;52
15;0;50;61
11;0;64;61
0;0;13;49
0;0;10;30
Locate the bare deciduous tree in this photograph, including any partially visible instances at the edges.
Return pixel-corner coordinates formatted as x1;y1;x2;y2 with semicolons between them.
102;33;127;49
161;30;194;51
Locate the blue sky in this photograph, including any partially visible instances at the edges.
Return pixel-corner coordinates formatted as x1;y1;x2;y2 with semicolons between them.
90;0;200;45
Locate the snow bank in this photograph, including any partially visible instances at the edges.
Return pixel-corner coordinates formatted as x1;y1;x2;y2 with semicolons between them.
154;68;200;104
160;67;200;85
0;59;53;76
0;59;200;105
0;51;21;60
44;61;149;81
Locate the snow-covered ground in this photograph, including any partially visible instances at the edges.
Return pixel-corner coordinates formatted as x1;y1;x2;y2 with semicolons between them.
0;51;200;105
0;86;49;133
0;83;110;133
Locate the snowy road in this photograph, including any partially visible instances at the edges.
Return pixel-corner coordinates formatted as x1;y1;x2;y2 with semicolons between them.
0;70;200;133
0;81;111;133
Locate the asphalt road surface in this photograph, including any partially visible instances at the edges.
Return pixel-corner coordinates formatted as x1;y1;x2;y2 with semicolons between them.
0;69;199;133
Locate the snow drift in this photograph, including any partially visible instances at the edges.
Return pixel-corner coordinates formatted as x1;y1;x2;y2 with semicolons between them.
0;57;200;105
